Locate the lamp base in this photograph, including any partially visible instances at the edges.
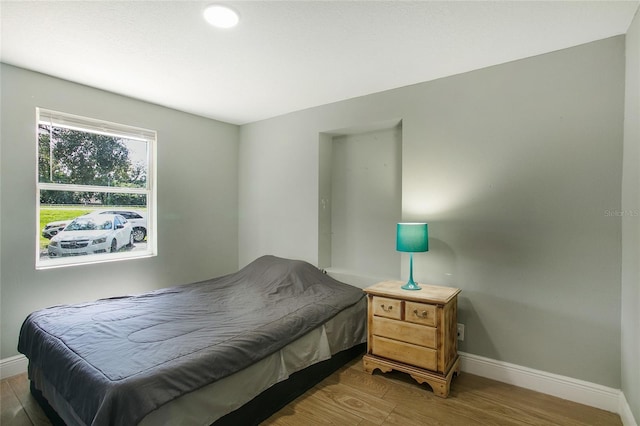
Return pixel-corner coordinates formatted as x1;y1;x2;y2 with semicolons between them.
401;280;421;291
402;253;422;290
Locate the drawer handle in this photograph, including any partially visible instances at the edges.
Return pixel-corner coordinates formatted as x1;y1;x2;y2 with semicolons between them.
380;304;393;312
414;309;428;318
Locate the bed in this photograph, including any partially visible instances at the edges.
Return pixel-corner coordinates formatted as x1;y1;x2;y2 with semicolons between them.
18;255;367;426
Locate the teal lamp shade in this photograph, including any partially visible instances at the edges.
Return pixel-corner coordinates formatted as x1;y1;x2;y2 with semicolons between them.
396;223;428;290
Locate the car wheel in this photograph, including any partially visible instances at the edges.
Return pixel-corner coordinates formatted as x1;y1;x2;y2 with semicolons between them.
110;239;118;253
127;232;134;248
132;227;146;242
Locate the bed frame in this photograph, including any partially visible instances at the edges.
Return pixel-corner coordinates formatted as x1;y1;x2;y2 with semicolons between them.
31;343;366;426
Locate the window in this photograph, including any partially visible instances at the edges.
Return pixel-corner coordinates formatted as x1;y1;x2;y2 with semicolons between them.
36;108;157;269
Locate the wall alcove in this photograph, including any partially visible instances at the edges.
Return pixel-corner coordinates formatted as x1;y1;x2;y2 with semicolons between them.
318;119;402;286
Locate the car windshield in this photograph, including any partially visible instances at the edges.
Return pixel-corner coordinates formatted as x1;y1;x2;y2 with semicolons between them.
66;218;113;231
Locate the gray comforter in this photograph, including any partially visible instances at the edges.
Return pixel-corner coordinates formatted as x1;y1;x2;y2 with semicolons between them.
18;255;365;426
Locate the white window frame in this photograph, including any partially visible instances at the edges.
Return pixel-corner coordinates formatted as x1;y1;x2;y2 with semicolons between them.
35;108;157;269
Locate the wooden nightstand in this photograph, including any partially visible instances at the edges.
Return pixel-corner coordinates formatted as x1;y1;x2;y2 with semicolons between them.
362;280;461;397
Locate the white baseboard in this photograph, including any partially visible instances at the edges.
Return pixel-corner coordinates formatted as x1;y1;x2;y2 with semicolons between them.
619;392;639;426
459;351;637;426
0;354;28;380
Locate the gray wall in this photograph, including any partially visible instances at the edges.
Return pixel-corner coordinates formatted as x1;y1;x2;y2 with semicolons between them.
0;64;240;359
622;9;640;421
239;37;625;387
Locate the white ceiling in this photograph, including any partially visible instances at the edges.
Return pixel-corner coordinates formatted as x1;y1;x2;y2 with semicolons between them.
1;1;638;125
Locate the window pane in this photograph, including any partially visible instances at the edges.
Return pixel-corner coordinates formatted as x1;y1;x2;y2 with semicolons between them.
39;192;148;264
38;124;148;189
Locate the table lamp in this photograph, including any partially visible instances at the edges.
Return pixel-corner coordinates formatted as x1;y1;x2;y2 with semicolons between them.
396;223;429;290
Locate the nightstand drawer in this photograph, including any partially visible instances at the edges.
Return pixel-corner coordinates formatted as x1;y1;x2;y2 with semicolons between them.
372;335;437;370
372;296;402;320
405;301;437;327
372;316;436;348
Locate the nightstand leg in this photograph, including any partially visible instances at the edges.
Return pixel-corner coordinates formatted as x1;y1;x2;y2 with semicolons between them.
363;354;460;398
363;354;392;374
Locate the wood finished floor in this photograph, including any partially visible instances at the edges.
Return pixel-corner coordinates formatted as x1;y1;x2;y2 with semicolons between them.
1;356;622;426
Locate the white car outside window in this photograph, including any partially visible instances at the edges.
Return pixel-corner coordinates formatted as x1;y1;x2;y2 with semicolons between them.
48;214;133;257
42;209;148;242
86;210;147;242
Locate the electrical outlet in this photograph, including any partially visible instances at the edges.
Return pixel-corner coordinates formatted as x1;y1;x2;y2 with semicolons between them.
457;323;465;341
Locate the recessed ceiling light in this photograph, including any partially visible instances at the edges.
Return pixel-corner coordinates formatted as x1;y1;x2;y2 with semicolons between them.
203;5;239;29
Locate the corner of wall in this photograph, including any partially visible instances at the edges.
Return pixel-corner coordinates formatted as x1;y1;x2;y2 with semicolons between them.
621;4;640;425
